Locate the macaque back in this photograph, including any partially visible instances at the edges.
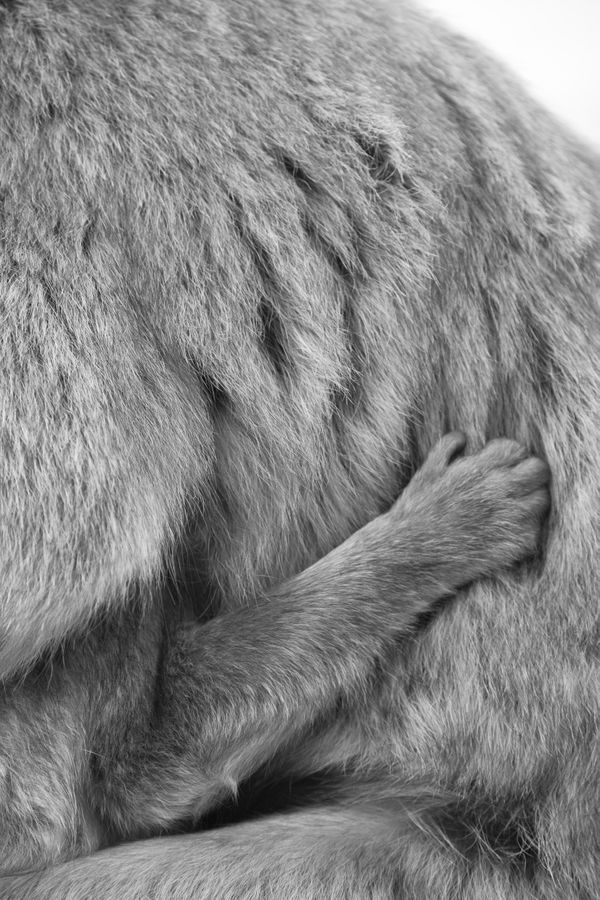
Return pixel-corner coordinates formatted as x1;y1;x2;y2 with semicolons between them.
0;1;599;898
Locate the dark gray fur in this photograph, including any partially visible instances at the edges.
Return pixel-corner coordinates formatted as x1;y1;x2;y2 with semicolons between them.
0;0;598;897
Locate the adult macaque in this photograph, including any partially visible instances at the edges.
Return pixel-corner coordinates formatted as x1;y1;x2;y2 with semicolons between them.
0;1;598;898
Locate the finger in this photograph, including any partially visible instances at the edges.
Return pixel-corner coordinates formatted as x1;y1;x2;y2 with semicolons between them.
509;458;551;494
476;438;529;468
426;431;467;470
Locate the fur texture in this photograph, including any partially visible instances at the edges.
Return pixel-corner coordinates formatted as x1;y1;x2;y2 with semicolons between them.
0;0;599;897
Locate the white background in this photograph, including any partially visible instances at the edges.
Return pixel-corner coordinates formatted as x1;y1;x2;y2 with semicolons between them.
421;0;600;149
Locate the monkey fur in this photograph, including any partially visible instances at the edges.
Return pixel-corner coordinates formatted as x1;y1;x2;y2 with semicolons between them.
0;0;598;897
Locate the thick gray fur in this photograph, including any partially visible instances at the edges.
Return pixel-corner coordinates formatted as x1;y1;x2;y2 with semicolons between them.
0;0;598;897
